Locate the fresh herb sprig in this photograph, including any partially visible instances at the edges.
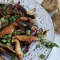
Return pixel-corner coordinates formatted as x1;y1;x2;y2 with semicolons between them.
8;15;20;23
40;38;59;48
10;53;16;60
36;34;59;48
40;54;45;59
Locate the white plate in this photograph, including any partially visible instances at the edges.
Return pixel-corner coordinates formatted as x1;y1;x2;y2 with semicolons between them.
1;0;55;60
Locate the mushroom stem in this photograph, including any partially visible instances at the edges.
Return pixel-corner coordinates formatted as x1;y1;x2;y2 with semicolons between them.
12;39;24;59
0;22;17;37
0;47;8;54
0;44;15;53
12;35;38;42
27;8;36;15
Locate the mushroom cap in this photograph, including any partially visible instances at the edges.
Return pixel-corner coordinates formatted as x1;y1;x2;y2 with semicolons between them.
52;12;60;33
42;0;58;12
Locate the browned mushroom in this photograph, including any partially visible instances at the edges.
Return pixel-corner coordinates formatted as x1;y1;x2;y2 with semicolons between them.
0;44;15;53
42;0;58;12
16;17;29;22
0;56;5;60
0;22;18;37
6;4;13;15
12;35;38;42
13;2;27;16
0;47;8;54
37;28;49;36
31;26;37;31
12;39;24;59
27;8;36;15
29;19;35;24
0;43;24;59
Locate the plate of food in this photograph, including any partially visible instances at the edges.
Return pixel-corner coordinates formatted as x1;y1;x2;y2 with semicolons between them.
0;0;59;60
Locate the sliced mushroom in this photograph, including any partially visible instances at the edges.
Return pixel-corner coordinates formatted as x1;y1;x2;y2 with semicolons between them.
31;26;37;31
27;8;36;15
0;44;15;53
0;47;8;54
12;35;38;42
29;19;35;24
0;56;5;60
0;22;18;37
16;17;35;25
6;4;13;15
12;39;24;59
17;17;29;22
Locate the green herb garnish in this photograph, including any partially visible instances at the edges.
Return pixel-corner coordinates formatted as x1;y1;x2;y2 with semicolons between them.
8;34;12;38
8;15;20;23
38;34;59;48
6;43;11;46
3;34;12;39
26;30;31;35
20;22;25;26
40;39;59;48
36;44;40;48
2;39;7;43
23;50;27;54
44;41;59;48
13;31;20;35
3;35;9;39
6;39;12;46
10;53;16;60
40;54;45;59
7;39;12;43
25;26;31;35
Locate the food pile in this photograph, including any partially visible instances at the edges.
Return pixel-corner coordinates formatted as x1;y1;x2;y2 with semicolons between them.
0;1;59;60
0;2;45;59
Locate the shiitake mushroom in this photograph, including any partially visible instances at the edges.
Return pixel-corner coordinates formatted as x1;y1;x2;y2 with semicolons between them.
42;0;58;12
6;4;13;15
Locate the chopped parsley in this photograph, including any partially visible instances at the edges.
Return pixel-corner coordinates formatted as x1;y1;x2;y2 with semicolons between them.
40;39;59;48
6;39;12;47
3;35;9;39
1;39;7;43
6;43;11;46
40;54;45;59
38;34;59;48
23;50;27;54
13;31;20;35
10;53;16;60
3;34;12;39
8;15;20;23
36;44;40;48
26;30;31;35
